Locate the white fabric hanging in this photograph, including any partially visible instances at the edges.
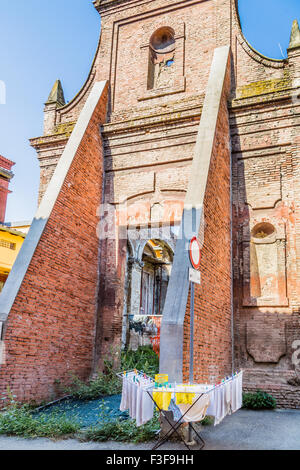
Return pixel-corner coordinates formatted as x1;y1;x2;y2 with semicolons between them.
225;381;232;416
119;371;243;429
136;385;154;427
206;373;243;426
120;374;154;427
231;372;243;413
177;393;210;423
120;376;130;412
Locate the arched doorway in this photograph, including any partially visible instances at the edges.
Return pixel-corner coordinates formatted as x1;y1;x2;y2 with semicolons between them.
123;239;173;352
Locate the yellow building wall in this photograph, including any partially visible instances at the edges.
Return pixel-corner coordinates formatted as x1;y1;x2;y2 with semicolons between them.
0;230;25;289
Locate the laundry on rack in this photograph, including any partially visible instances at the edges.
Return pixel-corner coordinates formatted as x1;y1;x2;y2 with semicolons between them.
175;389;195;405
153;389;172;411
177;393;210;423
169;399;182;422
231;371;243;413
119;369;243;429
206;372;243;425
120;372;154;427
120;376;130;412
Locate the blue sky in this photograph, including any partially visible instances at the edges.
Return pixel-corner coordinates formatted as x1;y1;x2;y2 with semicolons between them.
0;0;299;222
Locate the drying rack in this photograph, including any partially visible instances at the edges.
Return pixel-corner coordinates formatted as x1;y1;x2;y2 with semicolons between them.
116;370;215;450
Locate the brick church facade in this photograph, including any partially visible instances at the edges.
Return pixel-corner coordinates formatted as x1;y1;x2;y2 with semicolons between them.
0;0;300;407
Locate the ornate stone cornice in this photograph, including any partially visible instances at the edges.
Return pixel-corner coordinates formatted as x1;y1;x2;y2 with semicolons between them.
30;122;76;151
230;89;294;110
30;134;69;151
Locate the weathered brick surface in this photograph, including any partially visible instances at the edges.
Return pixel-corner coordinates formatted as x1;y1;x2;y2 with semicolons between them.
231;86;300;406
0;85;108;403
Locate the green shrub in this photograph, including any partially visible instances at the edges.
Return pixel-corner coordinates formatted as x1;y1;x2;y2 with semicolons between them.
0;401;80;438
81;413;160;443
242;390;276;410
121;346;159;377
66;370;120;400
66;346;159;400
201;415;214;426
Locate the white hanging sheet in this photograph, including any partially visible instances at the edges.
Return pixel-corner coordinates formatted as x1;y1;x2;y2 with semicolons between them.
119;372;155;427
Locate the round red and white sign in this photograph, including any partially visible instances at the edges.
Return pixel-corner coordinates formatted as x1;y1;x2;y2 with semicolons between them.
189;237;201;270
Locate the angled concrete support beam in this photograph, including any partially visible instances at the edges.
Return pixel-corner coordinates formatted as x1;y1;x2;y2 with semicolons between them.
160;45;231;382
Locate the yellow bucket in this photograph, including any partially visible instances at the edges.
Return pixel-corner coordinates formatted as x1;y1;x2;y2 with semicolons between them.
155;374;169;387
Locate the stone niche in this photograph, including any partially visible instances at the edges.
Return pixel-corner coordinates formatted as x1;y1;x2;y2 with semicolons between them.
242;221;288;307
138;22;186;101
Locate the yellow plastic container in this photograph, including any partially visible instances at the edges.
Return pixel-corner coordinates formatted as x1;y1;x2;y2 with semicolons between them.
155;374;169;387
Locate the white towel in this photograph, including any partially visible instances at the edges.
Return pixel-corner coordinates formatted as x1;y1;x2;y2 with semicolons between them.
120;375;154;427
231;373;243;413
129;381;137;419
225;381;232;415
206;388;217;417
135;385;143;426
137;389;154;426
206;384;227;426
215;386;226;426
120;377;130;412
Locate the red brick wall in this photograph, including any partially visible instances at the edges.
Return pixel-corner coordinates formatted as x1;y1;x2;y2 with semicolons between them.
231;77;300;406
0;85;108;404
183;71;232;385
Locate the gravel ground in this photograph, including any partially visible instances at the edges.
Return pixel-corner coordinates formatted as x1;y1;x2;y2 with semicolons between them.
35;394;128;427
1;409;300;450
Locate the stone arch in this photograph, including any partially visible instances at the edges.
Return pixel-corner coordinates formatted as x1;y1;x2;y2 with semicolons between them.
123;237;174;351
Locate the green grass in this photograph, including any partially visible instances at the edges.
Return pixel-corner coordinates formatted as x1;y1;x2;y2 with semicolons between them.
81;413;160;443
0;346;160;440
0;402;80;439
0;399;160;442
